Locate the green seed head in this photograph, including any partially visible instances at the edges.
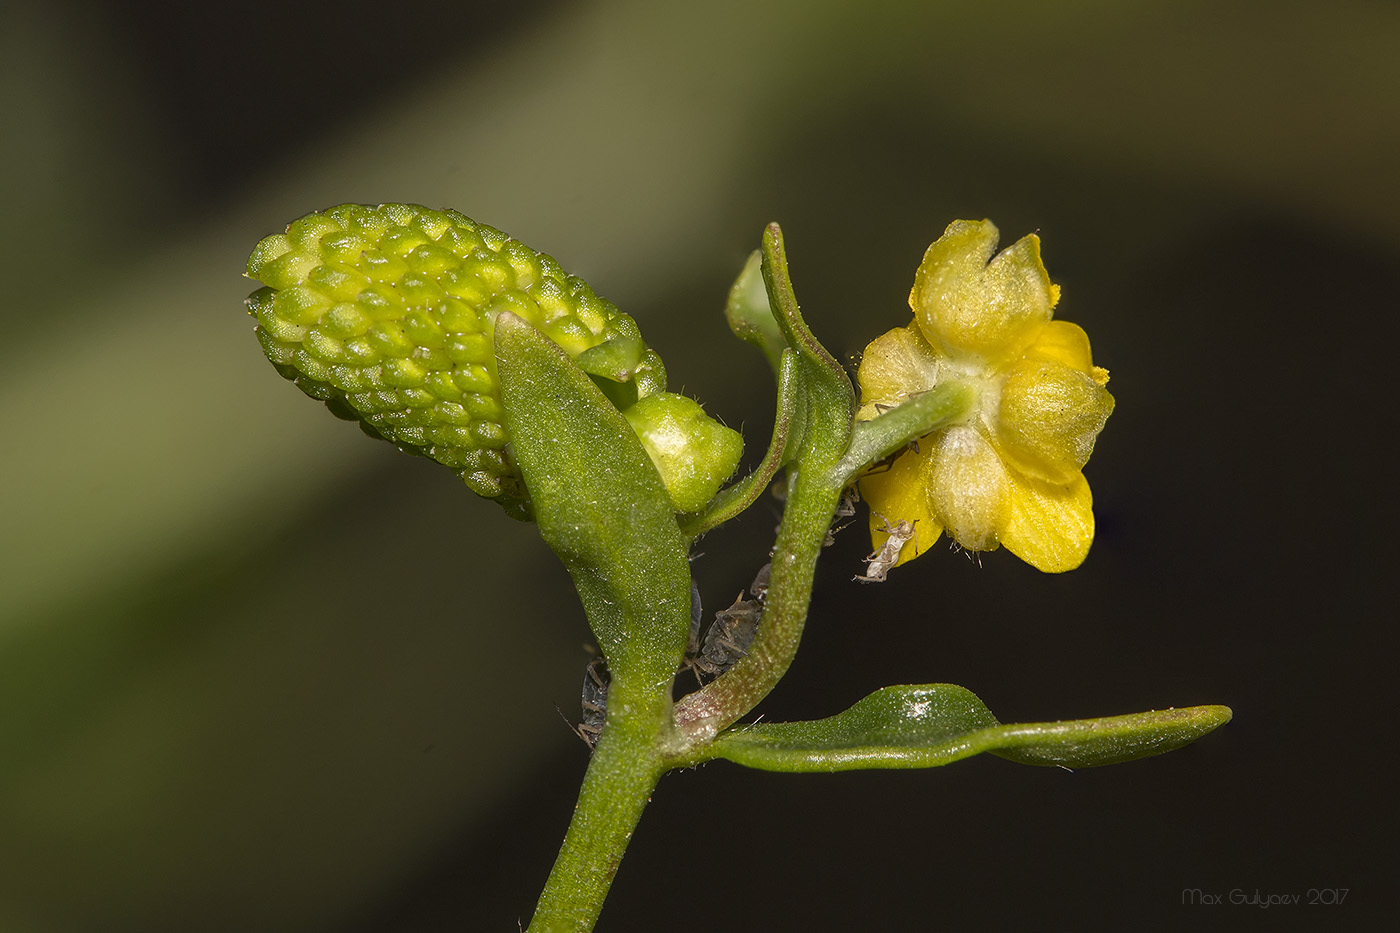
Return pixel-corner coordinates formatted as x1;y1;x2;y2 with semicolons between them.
245;204;667;513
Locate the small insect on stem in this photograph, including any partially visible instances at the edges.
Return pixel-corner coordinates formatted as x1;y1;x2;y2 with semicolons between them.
685;577;704;656
575;657;610;749
854;515;917;583
835;485;859;520
749;562;772;602
825;485;860;546
684;592;762;681
699;594;762;678
680;560;768;686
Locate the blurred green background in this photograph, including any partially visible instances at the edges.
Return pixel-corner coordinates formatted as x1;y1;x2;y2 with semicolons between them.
2;1;1394;930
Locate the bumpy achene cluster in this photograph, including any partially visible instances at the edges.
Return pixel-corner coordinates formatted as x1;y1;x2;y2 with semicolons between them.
246;203;667;505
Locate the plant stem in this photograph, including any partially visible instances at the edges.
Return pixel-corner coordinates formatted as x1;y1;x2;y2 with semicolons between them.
666;224;980;757
527;675;669;933
524;222;979;924
668;464;843;751
498;315;694;932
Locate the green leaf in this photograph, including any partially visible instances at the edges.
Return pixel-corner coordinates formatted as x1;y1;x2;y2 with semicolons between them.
985;705;1233;768
495;313;692;684
725;249;788;373
759;224;854;460
697;684;1231;772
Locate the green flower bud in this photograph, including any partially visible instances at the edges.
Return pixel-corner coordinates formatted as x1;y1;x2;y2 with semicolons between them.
622;393;743;513
245;204;667;511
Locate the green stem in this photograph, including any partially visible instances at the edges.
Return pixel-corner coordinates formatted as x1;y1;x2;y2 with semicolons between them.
667;386;977;758
527;687;667;933
666;226;979;758
835;383;974;482
525;222;980;923
668;463;843;751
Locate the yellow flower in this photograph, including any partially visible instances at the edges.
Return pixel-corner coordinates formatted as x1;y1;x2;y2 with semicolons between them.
856;220;1114;573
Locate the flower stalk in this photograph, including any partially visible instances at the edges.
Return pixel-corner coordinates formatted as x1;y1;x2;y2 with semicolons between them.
669;226;977;755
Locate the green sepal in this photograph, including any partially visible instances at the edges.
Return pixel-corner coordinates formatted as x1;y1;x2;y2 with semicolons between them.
573;334;670;412
693;683;1231;772
621;393;743;514
495;313;692;687
574;334;648;383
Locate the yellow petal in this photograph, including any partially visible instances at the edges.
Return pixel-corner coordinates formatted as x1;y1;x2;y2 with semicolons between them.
996;359;1115;483
1022;320;1094;372
927;426;1009;552
855;324;940;421
859;446;943;566
1001;468;1095;572
911;220;1058;365
1023;320;1109;386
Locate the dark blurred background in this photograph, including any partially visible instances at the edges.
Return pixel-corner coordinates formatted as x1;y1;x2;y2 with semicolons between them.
1;1;1395;930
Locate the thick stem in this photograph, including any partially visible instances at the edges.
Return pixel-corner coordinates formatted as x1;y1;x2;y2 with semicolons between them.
527;677;669;933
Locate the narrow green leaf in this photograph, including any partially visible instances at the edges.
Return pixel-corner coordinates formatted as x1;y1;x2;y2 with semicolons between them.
697;683;1231;772
495;313;692;681
759;224;854;456
986;706;1233;768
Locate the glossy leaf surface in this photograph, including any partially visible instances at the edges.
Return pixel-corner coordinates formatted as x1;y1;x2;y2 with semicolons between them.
700;684;1231;772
